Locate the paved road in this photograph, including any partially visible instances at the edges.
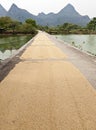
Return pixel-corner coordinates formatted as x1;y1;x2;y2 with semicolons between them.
0;32;96;130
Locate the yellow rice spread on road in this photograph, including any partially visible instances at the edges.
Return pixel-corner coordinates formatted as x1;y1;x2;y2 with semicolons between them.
0;32;96;130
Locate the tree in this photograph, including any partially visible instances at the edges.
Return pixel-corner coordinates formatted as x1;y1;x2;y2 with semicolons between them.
0;17;21;33
21;23;36;33
87;17;96;31
0;17;12;30
19;18;37;34
9;21;21;33
0;17;38;34
56;23;81;34
25;19;37;27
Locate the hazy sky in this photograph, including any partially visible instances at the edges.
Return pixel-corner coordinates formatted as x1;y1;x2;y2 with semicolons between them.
0;0;96;18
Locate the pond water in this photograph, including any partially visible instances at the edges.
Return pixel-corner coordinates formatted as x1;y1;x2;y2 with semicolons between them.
55;35;96;56
0;35;33;60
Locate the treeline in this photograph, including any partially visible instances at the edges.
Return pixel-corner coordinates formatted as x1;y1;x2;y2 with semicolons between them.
0;16;96;35
38;17;96;34
0;17;37;35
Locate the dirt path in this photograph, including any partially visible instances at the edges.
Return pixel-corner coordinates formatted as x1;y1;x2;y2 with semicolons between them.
0;32;96;130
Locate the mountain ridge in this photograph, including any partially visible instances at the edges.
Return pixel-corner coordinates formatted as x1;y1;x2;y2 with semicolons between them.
0;3;90;26
6;4;37;22
58;4;81;16
0;4;7;16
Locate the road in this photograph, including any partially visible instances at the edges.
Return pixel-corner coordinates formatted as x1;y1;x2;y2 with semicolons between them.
0;32;96;130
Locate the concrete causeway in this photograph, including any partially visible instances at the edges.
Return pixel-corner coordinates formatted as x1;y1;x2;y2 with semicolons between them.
0;32;96;130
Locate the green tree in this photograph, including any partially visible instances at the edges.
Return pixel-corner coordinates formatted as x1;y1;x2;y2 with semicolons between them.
25;19;37;27
56;23;81;34
0;17;37;34
9;21;21;33
19;18;37;34
87;17;96;31
0;17;12;30
21;23;36;33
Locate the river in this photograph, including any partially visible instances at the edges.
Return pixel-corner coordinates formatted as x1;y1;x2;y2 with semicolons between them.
0;35;33;60
55;34;96;56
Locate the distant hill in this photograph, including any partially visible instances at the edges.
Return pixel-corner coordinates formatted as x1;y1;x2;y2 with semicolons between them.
6;4;37;23
36;4;90;26
0;3;90;26
0;4;7;16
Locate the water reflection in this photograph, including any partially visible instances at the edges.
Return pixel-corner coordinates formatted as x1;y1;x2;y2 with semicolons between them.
0;50;16;60
0;35;32;60
56;35;96;56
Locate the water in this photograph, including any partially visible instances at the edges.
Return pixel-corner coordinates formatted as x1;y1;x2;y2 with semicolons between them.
55;35;96;56
0;35;33;60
